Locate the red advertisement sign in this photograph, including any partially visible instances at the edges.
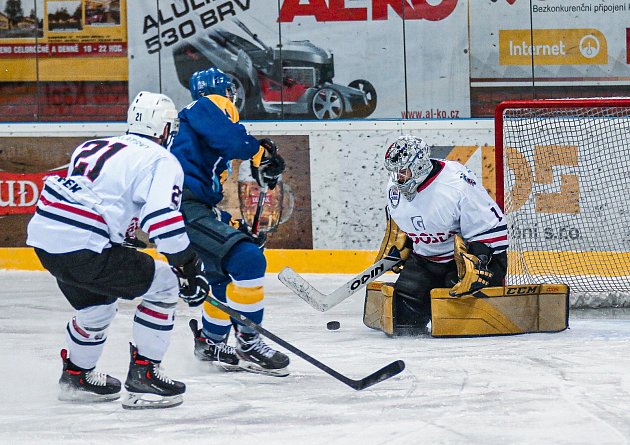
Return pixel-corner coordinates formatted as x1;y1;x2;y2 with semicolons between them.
0;169;66;215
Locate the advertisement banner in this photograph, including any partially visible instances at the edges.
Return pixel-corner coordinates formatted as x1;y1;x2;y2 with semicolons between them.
470;0;630;85
127;1;470;119
0;168;66;214
0;0;127;81
0;134;312;249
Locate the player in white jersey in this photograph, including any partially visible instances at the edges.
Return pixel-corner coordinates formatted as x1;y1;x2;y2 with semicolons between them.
26;91;209;409
373;135;508;335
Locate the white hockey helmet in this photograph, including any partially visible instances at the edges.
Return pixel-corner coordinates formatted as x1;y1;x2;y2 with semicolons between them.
384;135;432;201
127;91;179;147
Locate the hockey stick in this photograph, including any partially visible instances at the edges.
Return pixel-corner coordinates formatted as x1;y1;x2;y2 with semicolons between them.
278;255;402;312
204;293;405;390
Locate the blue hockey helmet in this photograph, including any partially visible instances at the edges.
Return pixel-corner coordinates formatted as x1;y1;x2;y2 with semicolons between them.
189;67;235;101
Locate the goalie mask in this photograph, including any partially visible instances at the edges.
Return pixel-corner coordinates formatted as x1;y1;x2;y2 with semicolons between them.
384;135;432;201
189;67;235;103
127;91;180;148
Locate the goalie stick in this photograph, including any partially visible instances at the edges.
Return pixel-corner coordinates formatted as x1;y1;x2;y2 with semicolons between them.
205;293;405;390
278;255;402;312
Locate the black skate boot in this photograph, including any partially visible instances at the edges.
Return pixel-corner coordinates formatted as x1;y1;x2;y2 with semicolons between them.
122;343;185;410
189;319;241;371
58;349;121;403
235;330;290;377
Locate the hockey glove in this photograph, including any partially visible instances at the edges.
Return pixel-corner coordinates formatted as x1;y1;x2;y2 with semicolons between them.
122;236;148;249
172;254;209;307
229;218;267;248
375;207;412;273
449;235;493;297
251;138;285;190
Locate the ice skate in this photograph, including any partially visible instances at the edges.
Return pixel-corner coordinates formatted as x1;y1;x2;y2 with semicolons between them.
236;330;290;377
58;349;121;403
122;343;185;410
189;319;242;371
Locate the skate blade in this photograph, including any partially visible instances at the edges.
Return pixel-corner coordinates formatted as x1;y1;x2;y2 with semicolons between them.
58;386;120;403
238;361;290;377
214;362;245;372
122;392;183;410
194;353;244;372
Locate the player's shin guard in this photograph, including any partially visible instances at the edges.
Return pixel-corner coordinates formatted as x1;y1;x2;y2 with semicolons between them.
64;302;117;369
132;261;179;361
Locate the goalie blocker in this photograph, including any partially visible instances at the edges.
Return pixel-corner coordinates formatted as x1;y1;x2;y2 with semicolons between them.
364;282;569;337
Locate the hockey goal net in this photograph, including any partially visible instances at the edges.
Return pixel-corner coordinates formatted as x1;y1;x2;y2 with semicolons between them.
495;98;630;308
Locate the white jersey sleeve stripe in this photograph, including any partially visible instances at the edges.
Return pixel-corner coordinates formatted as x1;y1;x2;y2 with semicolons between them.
469;224;509;252
140;208;187;240
140;208;173;229
149;226;187;242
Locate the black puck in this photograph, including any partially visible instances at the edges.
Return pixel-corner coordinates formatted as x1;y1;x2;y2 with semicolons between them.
326;321;341;330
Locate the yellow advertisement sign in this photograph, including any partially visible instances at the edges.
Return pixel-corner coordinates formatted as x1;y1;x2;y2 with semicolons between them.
0;0;127;81
499;29;608;65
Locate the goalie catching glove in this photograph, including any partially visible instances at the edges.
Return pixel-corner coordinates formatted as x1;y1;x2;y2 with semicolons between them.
172;254;209;307
375;207;412;273
449;234;493;297
251;138;285;190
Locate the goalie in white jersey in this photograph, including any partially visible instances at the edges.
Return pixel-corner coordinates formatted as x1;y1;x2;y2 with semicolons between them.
26;92;209;409
372;135;508;336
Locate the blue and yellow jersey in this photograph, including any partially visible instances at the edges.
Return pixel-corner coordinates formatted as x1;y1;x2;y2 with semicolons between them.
170;95;261;207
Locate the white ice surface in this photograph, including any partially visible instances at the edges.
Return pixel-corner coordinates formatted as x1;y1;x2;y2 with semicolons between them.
1;270;630;445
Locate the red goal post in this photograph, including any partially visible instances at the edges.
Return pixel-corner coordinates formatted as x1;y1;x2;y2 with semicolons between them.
494;98;630;308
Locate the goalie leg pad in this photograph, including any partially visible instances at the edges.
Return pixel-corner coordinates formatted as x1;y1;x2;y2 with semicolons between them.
430;284;569;337
363;255;455;336
363;281;395;335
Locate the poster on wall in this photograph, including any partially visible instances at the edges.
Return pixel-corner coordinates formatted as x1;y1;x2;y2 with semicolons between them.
469;0;630;115
0;0;127;82
127;1;470;119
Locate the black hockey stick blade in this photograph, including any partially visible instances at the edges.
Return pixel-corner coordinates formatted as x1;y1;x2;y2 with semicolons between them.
343;360;406;391
205;294;405;390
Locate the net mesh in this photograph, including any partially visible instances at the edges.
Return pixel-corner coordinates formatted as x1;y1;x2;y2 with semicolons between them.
500;101;630;307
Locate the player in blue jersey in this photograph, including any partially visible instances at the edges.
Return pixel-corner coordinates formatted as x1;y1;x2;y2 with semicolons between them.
170;67;289;376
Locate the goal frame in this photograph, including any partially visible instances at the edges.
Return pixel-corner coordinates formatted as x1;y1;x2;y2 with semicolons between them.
494;98;630;211
494;98;630;306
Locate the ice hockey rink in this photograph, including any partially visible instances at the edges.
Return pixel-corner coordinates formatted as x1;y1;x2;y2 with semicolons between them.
1;270;629;445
